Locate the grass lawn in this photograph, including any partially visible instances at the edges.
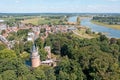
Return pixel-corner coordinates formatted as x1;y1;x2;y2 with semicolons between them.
21;18;40;25
91;20;120;30
38;18;60;25
72;29;98;39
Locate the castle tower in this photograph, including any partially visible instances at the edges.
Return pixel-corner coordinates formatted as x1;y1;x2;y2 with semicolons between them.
31;44;40;68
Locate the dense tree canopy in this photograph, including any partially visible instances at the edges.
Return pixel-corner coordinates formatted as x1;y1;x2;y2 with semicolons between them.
45;32;120;80
92;16;120;25
0;31;120;80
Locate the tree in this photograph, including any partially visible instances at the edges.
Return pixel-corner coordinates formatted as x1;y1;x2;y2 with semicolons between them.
17;29;30;40
1;70;17;80
61;44;69;57
1;30;6;35
109;44;119;58
19;41;24;53
56;56;70;73
17;64;30;77
110;38;117;44
100;41;110;52
7;35;15;41
5;18;16;27
69;60;84;80
7;32;17;41
33;68;46;80
69;73;77;80
0;43;6;51
13;42;20;56
25;73;37;80
76;16;80;25
44;38;52;47
117;39;120;45
86;28;92;34
40;66;56;80
52;40;61;55
45;69;56;80
0;74;2;80
24;41;33;53
57;71;69;80
39;49;47;61
0;49;17;59
35;38;44;49
99;35;108;41
40;28;46;33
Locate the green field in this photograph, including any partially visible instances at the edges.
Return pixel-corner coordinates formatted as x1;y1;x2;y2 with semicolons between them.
21;17;66;25
91;20;120;30
21;18;40;25
72;29;99;39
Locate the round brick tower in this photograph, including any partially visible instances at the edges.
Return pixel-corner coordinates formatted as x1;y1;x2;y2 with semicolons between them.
31;44;40;68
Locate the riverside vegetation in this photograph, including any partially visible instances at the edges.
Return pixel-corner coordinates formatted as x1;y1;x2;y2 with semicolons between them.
92;16;120;30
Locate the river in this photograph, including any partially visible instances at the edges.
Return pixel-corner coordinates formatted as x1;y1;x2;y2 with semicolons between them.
69;16;120;38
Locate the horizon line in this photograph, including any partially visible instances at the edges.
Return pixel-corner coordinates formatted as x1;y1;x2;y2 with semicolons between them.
0;12;120;14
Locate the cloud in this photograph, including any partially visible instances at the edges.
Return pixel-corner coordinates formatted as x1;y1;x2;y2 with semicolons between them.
15;0;23;3
15;0;19;3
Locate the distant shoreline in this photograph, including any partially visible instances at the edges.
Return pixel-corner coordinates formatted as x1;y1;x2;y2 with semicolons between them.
91;20;120;30
0;13;120;16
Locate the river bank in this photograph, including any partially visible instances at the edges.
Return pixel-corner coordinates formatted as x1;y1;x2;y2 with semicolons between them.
91;20;120;30
80;18;120;38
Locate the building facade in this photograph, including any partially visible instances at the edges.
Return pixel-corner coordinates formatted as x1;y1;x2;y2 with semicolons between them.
31;44;41;68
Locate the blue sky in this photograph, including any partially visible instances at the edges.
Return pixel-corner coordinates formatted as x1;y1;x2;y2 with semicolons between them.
0;0;120;13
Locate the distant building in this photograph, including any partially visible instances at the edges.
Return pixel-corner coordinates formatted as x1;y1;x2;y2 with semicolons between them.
7;26;18;32
0;35;9;44
46;27;51;33
0;20;4;23
67;26;77;31
27;32;34;41
0;24;7;30
30;44;57;68
32;27;40;39
41;59;56;67
0;20;7;33
31;44;41;68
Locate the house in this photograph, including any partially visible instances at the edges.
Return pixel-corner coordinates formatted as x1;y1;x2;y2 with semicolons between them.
0;24;7;30
46;26;51;33
67;26;77;31
27;32;34;41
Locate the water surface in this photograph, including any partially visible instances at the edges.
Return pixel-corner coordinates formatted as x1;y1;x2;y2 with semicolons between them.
69;17;120;38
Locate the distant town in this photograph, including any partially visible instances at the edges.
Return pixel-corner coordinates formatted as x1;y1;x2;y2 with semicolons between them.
0;13;120;80
0;14;95;67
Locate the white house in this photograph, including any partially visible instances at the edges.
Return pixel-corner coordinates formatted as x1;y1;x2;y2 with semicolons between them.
27;32;34;41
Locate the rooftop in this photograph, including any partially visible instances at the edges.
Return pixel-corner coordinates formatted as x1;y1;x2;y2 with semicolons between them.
0;20;4;23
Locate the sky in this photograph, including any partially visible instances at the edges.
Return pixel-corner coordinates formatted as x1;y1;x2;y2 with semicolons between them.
0;0;120;13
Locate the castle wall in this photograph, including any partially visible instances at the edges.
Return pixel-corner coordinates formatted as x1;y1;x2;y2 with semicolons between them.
31;57;40;68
